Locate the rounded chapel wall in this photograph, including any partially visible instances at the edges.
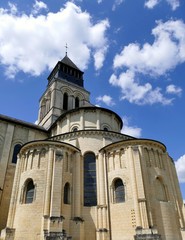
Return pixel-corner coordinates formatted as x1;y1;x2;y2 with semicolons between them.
56;107;122;134
11;141;79;240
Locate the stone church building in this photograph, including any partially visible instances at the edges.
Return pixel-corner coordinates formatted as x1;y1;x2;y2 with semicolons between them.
0;55;185;240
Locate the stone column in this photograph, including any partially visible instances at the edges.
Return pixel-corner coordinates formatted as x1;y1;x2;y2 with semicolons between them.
98;152;106;205
96;111;100;129
74;152;81;217
71;152;84;240
50;82;56;110
80;110;84;130
127;146;142;227
68;95;74;110
44;147;54;217
132;146;149;228
7;154;24;228
50;149;63;217
97;152;109;240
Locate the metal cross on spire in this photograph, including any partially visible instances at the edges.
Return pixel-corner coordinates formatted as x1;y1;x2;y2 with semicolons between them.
65;43;68;56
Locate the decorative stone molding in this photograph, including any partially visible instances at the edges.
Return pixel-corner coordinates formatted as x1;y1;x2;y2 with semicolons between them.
0;227;15;240
72;216;84;224
134;227;161;240
44;230;72;240
97;228;108;233
49;130;132;142
50;216;65;223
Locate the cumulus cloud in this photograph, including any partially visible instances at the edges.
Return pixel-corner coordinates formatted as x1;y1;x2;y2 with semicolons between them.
96;95;115;106
110;19;185;105
175;155;185;183
166;84;182;96
113;20;185;76
145;0;180;10
0;2;109;79
109;71;172;105
121;116;142;138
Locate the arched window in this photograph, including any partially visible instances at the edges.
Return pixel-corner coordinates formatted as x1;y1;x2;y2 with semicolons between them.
114;178;125;203
64;182;70;204
75;97;79;108
72;126;78;132
12;144;22;164
40;99;46;120
84;152;97;206
155;177;168;202
63;93;68;110
24;179;35;204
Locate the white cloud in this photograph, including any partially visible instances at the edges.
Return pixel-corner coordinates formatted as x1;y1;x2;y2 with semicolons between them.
32;0;48;15
145;0;180;10
166;0;180;10
145;0;160;9
166;84;182;96
112;0;124;11
110;19;185;105
96;95;115;106
114;20;185;76
0;2;109;79
121;116;142;138
175;155;185;183
94;46;108;70
109;71;173;105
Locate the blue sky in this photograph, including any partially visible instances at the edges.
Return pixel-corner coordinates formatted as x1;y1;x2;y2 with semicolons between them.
0;0;185;199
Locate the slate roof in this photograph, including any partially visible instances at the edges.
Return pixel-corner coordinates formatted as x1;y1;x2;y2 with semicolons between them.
61;55;82;72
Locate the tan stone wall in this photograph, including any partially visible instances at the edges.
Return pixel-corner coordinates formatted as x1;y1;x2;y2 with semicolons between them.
3;141;80;240
1;117;185;240
0;119;47;232
55;108;122;135
101;140;185;240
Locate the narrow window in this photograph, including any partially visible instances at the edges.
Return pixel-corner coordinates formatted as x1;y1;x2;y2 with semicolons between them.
114;178;125;203
25;180;35;204
40;99;46;120
84;152;97;206
75;97;79;108
63;92;68;110
12;144;21;164
64;182;70;204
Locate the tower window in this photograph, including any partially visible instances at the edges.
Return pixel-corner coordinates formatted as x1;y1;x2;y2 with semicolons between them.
84;152;97;206
64;182;70;204
113;178;125;203
24;179;35;204
75;97;79;108
63;92;68;110
12;144;22;164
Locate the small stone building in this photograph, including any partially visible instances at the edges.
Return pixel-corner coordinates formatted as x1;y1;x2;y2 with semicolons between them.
0;55;185;240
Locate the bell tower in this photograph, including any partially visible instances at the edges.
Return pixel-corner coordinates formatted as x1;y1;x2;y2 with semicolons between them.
38;54;91;129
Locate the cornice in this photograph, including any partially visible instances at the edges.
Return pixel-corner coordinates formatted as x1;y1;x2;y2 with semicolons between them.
48;130;134;142
19;139;80;154
99;138;166;153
